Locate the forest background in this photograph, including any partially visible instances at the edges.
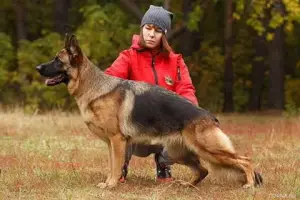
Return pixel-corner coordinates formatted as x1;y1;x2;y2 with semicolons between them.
1;0;300;114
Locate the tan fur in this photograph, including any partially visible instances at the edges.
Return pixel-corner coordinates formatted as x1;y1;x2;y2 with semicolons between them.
38;37;262;189
67;50;257;188
57;49;127;188
182;121;256;188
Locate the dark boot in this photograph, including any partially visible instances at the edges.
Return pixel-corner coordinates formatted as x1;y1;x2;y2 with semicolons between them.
119;162;128;183
155;154;173;182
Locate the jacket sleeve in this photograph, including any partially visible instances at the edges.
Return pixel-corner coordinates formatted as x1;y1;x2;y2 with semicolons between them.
104;50;131;79
174;55;199;106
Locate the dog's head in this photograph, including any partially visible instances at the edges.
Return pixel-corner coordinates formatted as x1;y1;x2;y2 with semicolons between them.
36;34;83;86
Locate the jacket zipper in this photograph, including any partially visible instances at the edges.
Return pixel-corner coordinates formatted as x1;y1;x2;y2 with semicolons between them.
177;66;181;81
151;56;158;85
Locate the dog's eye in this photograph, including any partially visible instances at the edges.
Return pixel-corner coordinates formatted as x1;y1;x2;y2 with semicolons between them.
54;57;63;64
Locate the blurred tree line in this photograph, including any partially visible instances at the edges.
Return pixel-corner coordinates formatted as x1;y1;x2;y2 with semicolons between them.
1;0;300;113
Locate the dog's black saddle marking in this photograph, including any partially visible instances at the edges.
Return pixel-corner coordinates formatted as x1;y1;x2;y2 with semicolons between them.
118;81;218;135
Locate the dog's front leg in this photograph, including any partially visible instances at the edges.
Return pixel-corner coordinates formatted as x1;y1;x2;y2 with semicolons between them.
106;133;126;189
96;139;113;189
106;141;113;184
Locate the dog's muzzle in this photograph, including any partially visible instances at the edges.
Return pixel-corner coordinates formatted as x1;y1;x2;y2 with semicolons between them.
35;64;69;86
36;65;42;72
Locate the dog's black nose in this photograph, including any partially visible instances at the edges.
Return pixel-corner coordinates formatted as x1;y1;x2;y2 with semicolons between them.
36;65;42;71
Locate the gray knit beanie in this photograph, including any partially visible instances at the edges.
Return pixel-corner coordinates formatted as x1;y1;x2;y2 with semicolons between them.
141;5;174;34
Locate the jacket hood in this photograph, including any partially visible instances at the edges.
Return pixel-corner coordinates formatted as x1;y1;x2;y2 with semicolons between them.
130;34;142;49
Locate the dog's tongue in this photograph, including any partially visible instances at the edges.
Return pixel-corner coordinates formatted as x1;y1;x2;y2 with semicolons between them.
45;78;56;85
45;75;62;86
45;74;65;86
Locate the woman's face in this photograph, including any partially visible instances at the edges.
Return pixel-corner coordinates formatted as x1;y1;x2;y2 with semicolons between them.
142;24;163;49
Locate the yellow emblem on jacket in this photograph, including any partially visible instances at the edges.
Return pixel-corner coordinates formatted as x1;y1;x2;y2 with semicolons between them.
165;75;174;86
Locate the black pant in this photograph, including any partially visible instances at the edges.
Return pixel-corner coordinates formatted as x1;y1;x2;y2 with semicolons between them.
124;143;173;166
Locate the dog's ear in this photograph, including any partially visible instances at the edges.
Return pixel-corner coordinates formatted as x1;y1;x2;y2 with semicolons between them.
68;34;83;66
64;33;70;49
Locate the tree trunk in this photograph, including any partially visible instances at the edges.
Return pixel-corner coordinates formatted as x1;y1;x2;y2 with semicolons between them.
223;0;234;112
267;1;284;110
164;0;171;10
248;34;267;111
13;0;27;41
54;0;70;35
179;0;195;57
120;0;143;20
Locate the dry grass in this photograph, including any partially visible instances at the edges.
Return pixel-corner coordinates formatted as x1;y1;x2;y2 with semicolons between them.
0;109;299;200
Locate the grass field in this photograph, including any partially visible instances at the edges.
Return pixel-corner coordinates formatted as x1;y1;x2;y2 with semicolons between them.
0;109;299;200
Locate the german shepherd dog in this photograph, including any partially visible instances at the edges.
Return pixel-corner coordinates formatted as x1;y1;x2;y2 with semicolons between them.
36;34;263;189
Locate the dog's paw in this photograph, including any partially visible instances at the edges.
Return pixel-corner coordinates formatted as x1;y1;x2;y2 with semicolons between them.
107;179;118;189
96;182;108;189
242;183;254;189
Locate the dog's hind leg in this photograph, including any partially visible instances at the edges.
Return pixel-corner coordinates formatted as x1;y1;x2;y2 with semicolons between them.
182;124;262;188
181;156;208;186
165;144;208;186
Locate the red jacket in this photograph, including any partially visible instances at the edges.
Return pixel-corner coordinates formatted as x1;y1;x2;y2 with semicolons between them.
105;35;198;105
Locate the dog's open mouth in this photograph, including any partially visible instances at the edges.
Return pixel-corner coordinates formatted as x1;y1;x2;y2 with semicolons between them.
45;74;66;86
